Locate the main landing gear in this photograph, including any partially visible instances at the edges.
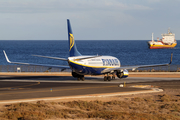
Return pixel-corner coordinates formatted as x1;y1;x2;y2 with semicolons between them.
104;73;115;81
77;75;85;81
72;72;85;81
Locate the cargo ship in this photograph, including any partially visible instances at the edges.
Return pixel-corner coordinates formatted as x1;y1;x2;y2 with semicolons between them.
148;29;177;49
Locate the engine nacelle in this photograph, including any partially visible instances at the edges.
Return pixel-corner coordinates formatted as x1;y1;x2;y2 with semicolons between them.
116;69;129;78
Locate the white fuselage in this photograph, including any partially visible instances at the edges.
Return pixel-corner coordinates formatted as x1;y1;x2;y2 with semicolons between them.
68;56;120;75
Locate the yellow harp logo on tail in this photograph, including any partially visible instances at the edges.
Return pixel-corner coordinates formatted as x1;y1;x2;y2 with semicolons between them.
69;33;74;51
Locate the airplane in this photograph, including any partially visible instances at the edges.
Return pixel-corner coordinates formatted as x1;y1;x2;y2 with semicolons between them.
3;19;173;81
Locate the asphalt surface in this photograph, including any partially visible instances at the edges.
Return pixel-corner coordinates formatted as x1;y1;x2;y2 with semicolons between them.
0;76;180;102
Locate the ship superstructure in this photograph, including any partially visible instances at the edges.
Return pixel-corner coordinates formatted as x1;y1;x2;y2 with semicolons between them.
148;29;177;49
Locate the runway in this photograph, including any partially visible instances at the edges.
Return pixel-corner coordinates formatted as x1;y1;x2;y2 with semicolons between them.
0;75;180;103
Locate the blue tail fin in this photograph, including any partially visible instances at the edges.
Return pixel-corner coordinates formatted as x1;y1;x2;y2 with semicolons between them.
67;19;82;57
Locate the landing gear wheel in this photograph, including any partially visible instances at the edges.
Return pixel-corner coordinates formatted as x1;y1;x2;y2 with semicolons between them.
112;76;115;79
76;74;85;81
77;77;81;81
81;77;85;81
104;76;107;81
107;76;111;81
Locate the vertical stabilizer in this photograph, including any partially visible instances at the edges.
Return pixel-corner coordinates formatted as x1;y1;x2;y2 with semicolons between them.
67;19;82;57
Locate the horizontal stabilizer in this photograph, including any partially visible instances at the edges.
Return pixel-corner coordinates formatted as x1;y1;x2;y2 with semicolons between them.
74;55;102;61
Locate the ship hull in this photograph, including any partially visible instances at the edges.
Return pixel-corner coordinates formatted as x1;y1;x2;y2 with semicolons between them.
148;43;177;49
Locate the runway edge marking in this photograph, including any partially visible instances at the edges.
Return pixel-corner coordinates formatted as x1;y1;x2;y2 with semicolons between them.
0;88;163;104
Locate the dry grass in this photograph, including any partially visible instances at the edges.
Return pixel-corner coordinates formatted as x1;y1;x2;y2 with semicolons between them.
0;89;180;120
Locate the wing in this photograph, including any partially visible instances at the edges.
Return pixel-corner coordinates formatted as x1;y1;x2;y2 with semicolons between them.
32;54;68;61
3;50;70;69
101;53;173;74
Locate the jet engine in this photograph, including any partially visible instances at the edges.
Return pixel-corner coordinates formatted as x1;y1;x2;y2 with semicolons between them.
116;69;129;78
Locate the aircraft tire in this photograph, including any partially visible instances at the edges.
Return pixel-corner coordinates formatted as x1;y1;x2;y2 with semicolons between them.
77;77;81;81
107;76;111;81
104;76;107;81
81;77;85;81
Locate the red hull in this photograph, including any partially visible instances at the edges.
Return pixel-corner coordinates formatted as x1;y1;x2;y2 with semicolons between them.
149;46;174;49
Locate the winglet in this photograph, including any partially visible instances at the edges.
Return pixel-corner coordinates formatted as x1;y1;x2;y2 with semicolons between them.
3;50;11;63
169;53;173;64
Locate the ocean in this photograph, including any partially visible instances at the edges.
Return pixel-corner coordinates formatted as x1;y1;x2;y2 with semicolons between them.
0;40;180;66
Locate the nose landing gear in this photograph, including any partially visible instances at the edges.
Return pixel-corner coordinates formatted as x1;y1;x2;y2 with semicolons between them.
104;73;115;81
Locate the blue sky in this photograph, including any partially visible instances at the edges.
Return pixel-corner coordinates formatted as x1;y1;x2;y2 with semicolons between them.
0;0;180;40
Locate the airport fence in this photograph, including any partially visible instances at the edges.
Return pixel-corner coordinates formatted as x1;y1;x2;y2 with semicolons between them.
0;65;180;72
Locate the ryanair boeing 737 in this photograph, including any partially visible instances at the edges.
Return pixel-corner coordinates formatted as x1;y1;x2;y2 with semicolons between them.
3;19;173;81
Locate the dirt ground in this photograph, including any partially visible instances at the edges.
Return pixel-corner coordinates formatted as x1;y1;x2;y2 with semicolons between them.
0;80;180;120
0;89;179;120
0;72;180;120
